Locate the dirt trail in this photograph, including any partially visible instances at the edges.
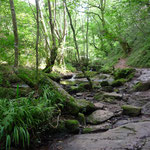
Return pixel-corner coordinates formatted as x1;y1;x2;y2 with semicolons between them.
114;58;129;69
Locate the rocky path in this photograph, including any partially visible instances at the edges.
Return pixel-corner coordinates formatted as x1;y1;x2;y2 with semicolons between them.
39;67;150;150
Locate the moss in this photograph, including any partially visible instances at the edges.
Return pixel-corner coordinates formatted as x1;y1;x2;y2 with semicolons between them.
76;99;96;114
94;92;116;104
133;81;150;92
121;105;141;117
65;120;79;133
113;68;135;80
46;72;61;82
82;128;93;134
76;71;97;78
102;86;113;92
111;79;126;87
78;113;85;125
68;85;84;94
100;81;109;87
66;99;80;115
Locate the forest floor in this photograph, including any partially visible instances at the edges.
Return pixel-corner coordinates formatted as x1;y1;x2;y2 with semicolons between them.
114;58;129;69
38;66;150;150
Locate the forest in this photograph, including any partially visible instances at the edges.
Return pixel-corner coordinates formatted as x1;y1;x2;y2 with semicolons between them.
0;0;150;150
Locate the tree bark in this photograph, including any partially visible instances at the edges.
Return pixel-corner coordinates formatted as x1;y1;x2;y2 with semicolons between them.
9;0;19;67
35;0;40;80
63;0;93;89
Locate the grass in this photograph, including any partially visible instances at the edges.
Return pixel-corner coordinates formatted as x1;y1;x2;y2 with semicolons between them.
0;84;65;150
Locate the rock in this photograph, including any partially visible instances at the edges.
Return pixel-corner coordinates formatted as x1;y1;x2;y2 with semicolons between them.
142;102;150;115
113;68;135;80
76;93;83;96
111;79;126;87
94;102;104;109
78;113;86;125
86;110;114;124
102;86;113;92
100;81;109;87
65;120;79;133
56;121;150;150
82;123;111;134
133;81;150;91
76;99;96;114
103;92;122;99
122;105;141;116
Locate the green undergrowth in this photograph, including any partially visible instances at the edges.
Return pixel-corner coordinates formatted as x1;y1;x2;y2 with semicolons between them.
0;84;65;150
127;40;150;67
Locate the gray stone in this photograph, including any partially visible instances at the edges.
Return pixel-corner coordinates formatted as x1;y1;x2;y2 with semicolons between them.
94;102;104;109
55;121;150;150
103;92;122;99
83;122;111;133
142;102;150;115
86;110;114;124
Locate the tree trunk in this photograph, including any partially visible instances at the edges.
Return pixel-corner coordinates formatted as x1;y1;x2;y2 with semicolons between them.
35;0;40;80
9;0;19;67
64;0;93;89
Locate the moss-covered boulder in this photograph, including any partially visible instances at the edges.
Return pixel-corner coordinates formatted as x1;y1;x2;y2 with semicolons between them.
102;86;113;92
121;105;141;117
76;99;96;114
78;113;86;125
100;81;109;87
113;68;135;80
46;72;61;82
111;79;126;87
65;120;79;133
133;81;150;92
75;71;98;78
86;110;114;125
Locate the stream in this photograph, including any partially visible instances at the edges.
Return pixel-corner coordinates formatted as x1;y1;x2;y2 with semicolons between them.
38;68;150;150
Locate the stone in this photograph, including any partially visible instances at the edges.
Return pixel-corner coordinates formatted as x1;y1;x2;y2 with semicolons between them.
82;123;111;134
94;102;104;109
133;81;150;91
65;120;79;133
122;105;141;117
103;92;122;99
142;102;150;115
86;110;114;124
76;99;96;114
55;121;150;150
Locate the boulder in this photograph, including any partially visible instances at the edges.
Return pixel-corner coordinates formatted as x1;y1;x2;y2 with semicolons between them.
133;81;150;91
122;105;141;116
103;92;122;99
55;121;150;150
94;102;104;109
65;120;79;133
86;110;114;124
142;102;150;115
82;122;111;134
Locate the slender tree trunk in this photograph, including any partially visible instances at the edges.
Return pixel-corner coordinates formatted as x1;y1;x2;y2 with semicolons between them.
86;13;89;69
35;0;40;81
44;0;58;73
64;0;93;89
9;0;19;67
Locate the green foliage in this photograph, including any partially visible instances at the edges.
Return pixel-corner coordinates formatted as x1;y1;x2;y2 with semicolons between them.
113;68;135;80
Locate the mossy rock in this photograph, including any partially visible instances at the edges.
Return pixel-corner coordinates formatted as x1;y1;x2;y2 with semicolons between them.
111;79;126;87
76;99;96;114
113;68;135;80
102;86;113;92
76;71;97;78
94;92;117;104
82;128;93;134
46;72;61;82
78;113;86;125
100;81;109;87
65;120;79;133
133;81;150;92
78;82;91;90
122;105;141;117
